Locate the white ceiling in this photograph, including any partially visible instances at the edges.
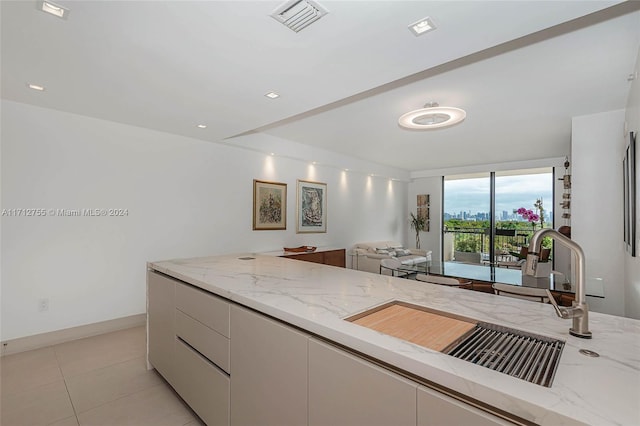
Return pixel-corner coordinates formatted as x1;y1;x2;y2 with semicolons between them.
2;1;639;172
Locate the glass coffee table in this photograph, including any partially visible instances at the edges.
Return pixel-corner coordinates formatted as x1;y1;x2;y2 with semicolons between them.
400;260;604;298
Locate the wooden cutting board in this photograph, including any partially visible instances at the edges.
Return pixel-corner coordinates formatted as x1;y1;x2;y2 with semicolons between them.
350;302;476;352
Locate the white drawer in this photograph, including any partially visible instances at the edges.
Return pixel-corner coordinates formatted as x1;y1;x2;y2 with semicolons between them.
174;338;230;426
175;309;230;373
175;282;230;337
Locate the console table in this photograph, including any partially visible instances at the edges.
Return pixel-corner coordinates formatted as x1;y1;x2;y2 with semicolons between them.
262;247;346;268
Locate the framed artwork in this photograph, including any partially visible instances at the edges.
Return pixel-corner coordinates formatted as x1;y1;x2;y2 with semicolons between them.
253;180;287;230
623;132;636;256
296;180;327;233
417;193;430;232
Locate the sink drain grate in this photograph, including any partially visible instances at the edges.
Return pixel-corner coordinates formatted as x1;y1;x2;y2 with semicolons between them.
444;322;564;387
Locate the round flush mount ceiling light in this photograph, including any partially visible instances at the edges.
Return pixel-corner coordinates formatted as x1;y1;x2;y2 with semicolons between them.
398;102;466;130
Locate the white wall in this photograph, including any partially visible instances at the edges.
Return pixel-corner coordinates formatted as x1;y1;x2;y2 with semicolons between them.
624;46;640;320
406;177;440;258
572;109;626;317
0;100;408;341
407;177;442;258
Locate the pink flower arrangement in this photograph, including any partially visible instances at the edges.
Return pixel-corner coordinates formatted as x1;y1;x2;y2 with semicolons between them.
516;199;544;229
517;207;540;223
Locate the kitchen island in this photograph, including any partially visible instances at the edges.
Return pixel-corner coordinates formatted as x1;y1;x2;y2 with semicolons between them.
147;253;640;426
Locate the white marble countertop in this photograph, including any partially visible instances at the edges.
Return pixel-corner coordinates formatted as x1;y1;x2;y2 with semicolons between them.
149;253;640;426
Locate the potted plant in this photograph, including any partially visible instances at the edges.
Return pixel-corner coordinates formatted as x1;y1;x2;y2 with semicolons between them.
409;212;427;249
516;198;545;231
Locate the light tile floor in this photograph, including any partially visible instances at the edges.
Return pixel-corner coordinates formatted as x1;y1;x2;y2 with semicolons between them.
0;326;203;426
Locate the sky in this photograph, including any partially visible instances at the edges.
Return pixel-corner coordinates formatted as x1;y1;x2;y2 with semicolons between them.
444;173;553;218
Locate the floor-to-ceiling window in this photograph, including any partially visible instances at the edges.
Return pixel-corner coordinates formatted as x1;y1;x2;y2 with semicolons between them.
443;173;490;262
443;168;553;264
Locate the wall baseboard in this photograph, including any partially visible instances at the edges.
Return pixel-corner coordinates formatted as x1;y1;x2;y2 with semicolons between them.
1;313;146;357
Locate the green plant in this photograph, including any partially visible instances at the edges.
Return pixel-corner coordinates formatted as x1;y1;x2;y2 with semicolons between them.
409;212;427;249
456;239;478;253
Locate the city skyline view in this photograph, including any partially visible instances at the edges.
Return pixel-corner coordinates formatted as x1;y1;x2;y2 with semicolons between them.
444;172;553;223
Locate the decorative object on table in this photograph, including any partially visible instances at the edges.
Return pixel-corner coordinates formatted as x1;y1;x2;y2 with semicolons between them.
283;246;317;253
623;131;636;256
253;179;287;230
409;211;428;249
296;180;327;233
416;194;430;232
559;156;572;221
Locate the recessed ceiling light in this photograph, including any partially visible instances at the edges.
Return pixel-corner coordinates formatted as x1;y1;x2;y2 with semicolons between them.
37;0;69;19
27;83;45;91
196;124;207;129
265;91;280;99
399;102;466;130
408;17;436;36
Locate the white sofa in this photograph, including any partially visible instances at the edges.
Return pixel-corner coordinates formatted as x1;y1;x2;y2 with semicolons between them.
352;241;431;274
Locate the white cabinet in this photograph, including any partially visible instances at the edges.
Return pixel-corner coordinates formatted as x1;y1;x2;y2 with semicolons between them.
147;271;175;383
147;271;230;426
308;338;417;426
148;270;516;426
417;385;512;426
173;284;230;425
174;283;230;373
173;338;230;426
230;305;308;426
175;281;230;338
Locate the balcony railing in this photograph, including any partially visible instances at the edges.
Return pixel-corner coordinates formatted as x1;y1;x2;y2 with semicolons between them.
444;227;535;260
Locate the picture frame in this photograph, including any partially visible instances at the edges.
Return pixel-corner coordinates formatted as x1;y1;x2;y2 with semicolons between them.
253;179;287;230
623;132;636;256
296;180;327;233
417;194;430;232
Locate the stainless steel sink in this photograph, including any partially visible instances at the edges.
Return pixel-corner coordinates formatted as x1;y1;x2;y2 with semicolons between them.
347;300;565;388
443;322;565;387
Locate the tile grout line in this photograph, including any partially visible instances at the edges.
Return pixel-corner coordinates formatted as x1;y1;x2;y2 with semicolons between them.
0;347;63;398
4;328;195;426
72;382;169;419
57;354;163;418
59;354;146;380
52;346;80;426
52;326;147;380
49;327;151;421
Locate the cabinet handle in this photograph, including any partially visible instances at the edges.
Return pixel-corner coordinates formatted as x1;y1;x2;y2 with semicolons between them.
176;336;230;378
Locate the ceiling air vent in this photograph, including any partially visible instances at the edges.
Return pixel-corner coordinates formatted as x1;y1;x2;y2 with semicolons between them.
270;0;329;33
